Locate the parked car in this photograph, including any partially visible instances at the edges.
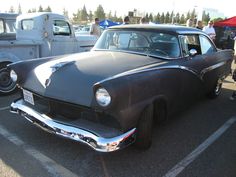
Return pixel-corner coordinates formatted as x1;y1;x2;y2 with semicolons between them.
9;24;234;152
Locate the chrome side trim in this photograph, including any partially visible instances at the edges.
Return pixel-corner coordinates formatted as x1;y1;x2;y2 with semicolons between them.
96;64;200;85
200;61;226;79
10;99;136;152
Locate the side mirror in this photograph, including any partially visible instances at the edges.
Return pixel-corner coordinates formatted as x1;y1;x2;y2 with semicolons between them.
189;49;197;56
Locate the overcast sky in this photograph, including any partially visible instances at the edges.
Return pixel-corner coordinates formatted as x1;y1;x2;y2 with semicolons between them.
0;0;234;18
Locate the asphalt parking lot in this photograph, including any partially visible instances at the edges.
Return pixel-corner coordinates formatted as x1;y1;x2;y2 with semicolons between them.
0;76;236;177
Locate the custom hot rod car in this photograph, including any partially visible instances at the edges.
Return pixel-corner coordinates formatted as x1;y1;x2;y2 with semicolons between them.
9;25;234;152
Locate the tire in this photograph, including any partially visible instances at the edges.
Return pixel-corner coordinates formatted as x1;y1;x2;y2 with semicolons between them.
0;62;17;95
134;104;153;150
154;100;168;124
208;78;223;99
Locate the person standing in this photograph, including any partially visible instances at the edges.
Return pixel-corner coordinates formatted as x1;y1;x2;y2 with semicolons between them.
196;20;203;30
90;18;101;38
203;20;216;41
123;16;130;25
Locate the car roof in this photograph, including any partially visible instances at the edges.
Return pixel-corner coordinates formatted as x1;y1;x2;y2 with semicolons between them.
109;24;204;35
0;13;18;19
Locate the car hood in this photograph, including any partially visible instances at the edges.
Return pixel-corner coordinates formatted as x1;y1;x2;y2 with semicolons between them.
11;51;165;106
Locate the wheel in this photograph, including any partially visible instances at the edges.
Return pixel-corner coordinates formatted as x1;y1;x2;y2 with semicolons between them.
0;62;17;95
208;78;223;99
154;100;168;124
134;104;153;150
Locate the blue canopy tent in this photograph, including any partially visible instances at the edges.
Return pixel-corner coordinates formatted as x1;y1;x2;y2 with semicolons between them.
99;20;120;28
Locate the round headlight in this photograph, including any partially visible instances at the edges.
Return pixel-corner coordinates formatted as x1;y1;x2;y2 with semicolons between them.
10;70;18;82
95;88;111;107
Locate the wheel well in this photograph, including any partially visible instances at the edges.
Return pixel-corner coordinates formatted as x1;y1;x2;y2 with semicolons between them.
0;61;12;68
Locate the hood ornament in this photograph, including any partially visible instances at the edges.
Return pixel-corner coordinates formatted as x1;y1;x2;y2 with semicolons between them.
50;61;75;73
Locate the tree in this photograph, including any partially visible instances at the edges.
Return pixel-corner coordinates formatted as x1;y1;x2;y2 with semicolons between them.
81;5;88;21
18;4;22;14
72;9;80;24
88;11;93;22
63;8;69;19
190;8;196;19
94;5;105;20
38;5;43;12
45;6;52;12
186;11;191;21
175;12;180;24
180;14;185;24
165;12;170;23
149;13;153;22
154;13;161;23
202;11;210;24
9;6;15;13
160;12;165;24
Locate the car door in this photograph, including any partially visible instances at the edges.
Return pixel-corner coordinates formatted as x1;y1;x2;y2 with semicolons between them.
50;20;78;56
198;34;229;92
176;34;209;100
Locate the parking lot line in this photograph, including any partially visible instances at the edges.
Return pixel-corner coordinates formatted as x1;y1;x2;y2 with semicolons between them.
0;159;21;177
0;106;10;111
0;125;78;177
163;117;236;177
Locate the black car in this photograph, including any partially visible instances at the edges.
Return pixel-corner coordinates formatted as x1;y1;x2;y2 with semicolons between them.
9;24;234;152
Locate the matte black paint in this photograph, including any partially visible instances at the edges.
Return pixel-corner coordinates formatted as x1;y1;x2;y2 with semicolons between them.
9;26;234;133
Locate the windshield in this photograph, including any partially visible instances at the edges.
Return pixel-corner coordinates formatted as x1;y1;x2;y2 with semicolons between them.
94;29;180;58
5;19;16;33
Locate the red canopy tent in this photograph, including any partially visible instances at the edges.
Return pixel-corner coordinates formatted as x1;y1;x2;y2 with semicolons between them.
214;16;236;27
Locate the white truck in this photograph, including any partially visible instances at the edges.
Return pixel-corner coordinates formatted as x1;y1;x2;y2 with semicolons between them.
0;12;97;94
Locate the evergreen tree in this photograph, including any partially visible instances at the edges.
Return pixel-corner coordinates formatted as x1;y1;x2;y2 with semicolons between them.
190;8;196;19
180;14;185;24
9;6;15;13
165;12;170;23
94;5;106;20
175;12;180;24
18;4;22;14
149;13;153;22
72;9;81;23
81;5;88;21
202;11;211;24
154;13;161;23
186;11;191;21
38;5;43;12
160;12;165;24
45;6;52;12
32;8;37;13
88;11;93;22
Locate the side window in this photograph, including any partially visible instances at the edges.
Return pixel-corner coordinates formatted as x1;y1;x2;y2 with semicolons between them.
53;20;71;36
180;35;201;57
199;35;216;54
0;20;4;33
21;19;34;30
5;20;16;33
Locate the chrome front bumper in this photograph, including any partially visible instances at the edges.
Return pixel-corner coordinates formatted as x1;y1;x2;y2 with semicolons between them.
10;99;136;152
